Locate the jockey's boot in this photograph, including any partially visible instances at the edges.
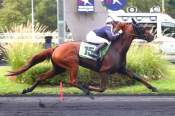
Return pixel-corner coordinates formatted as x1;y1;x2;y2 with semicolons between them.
94;43;108;55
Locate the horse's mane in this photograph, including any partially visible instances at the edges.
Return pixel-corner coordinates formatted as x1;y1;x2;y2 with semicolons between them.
111;23;132;45
111;32;126;45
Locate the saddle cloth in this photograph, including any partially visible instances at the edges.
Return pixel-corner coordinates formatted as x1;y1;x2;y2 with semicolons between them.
79;42;110;61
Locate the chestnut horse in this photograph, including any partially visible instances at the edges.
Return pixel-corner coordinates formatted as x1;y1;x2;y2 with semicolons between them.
7;19;158;95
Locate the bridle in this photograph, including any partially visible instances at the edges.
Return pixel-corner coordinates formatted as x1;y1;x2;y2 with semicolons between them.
108;16;147;40
132;23;146;39
126;22;146;40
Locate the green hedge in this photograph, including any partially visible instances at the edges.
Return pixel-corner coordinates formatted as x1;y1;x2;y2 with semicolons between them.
6;42;169;86
127;44;168;80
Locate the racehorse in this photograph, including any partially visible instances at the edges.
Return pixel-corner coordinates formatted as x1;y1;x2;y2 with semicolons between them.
7;19;158;95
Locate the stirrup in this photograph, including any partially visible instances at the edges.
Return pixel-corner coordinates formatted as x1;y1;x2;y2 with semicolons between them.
94;44;104;54
95;43;108;54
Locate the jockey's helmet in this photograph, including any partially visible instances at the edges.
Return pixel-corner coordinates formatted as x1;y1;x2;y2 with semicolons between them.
105;15;123;24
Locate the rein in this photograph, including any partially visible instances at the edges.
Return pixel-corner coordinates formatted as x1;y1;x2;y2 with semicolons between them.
123;23;145;38
127;33;141;37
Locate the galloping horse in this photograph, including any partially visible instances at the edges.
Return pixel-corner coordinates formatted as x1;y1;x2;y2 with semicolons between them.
7;19;158;95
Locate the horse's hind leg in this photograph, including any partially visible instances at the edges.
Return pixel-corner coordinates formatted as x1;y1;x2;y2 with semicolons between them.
51;48;92;96
68;66;92;96
22;70;57;94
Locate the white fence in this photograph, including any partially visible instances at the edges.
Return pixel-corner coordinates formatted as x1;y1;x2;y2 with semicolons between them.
0;33;59;44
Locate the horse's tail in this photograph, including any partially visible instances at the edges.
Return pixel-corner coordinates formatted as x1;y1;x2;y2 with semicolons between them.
6;47;55;76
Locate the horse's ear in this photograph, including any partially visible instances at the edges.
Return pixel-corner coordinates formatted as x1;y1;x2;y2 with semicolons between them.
132;18;137;25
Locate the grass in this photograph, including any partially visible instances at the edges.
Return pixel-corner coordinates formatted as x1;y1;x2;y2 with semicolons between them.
105;65;175;95
1;64;175;95
0;66;82;95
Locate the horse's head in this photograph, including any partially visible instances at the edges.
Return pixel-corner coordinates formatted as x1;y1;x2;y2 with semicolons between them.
117;18;154;42
131;18;154;42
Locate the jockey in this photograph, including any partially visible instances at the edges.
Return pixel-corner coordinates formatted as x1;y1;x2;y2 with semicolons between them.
86;16;123;57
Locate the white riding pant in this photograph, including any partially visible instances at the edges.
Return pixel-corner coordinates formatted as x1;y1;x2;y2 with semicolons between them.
86;31;110;45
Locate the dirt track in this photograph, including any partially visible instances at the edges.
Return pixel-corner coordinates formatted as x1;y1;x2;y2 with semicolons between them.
0;96;175;116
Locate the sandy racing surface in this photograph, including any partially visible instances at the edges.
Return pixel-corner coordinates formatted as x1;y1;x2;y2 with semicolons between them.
0;96;175;116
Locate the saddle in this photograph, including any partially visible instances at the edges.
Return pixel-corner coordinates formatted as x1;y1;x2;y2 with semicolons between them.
79;42;110;61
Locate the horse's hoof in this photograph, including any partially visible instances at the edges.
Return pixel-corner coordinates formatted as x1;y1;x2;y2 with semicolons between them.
151;87;158;92
88;92;95;100
21;89;27;94
81;88;94;99
21;88;31;94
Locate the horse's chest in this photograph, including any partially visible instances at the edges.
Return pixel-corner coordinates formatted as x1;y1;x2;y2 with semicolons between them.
109;61;123;73
100;53;124;73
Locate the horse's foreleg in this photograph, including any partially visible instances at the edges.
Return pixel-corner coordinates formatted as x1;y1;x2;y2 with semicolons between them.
125;69;158;92
22;70;56;94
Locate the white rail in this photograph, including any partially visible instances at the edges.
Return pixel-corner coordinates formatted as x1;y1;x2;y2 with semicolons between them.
0;33;59;44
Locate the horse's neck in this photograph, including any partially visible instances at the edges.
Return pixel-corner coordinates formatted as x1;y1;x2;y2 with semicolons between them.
111;30;133;54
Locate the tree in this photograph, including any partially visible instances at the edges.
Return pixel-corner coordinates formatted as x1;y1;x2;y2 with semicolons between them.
167;0;175;17
35;0;57;31
126;0;175;17
126;0;161;12
0;0;31;29
0;0;57;31
0;0;174;31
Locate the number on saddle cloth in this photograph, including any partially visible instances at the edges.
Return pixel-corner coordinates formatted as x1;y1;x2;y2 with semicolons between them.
79;42;110;61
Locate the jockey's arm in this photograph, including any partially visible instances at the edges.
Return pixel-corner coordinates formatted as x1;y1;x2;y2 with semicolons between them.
105;26;120;41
